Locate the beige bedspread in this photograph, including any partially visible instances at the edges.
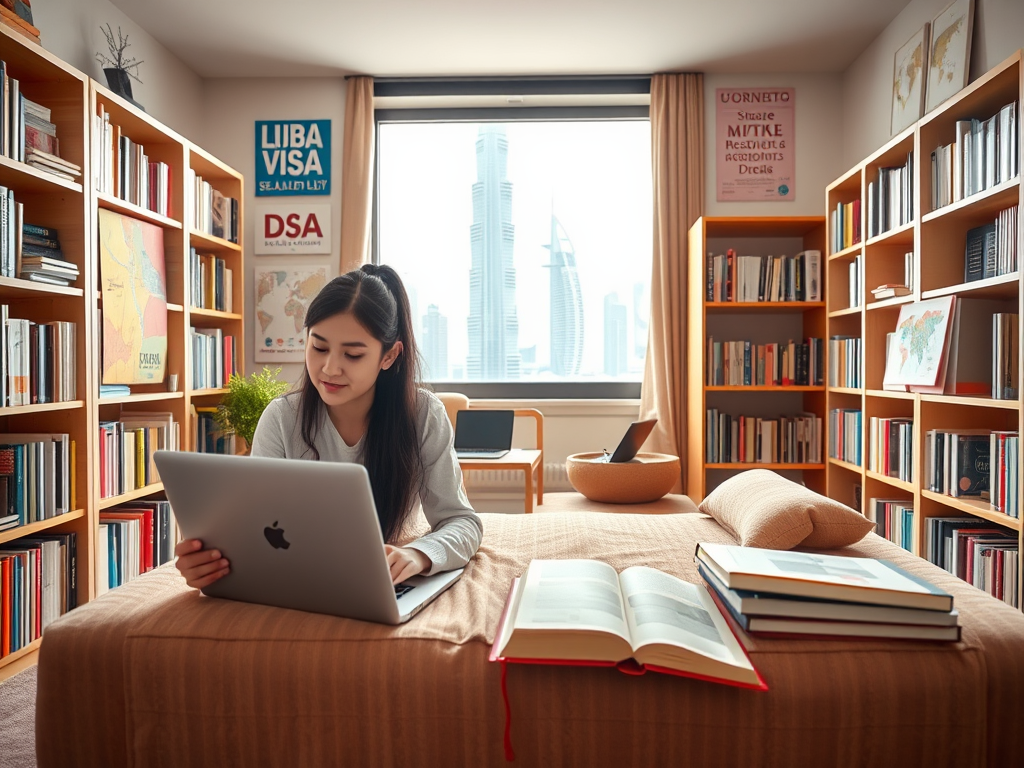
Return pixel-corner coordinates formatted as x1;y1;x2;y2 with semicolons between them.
36;510;1024;767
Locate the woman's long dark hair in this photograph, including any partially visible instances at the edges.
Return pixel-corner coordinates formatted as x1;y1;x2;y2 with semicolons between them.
298;264;422;543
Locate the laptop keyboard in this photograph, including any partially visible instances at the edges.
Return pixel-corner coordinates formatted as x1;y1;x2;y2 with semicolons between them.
394;584;415;598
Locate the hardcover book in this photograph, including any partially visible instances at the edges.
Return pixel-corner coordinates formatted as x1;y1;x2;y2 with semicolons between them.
490;558;766;690
695;542;954;612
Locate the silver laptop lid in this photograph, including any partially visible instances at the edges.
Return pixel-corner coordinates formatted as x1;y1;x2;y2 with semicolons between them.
154;451;454;624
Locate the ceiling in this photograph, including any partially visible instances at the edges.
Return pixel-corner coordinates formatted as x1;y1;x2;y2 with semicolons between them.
110;0;912;79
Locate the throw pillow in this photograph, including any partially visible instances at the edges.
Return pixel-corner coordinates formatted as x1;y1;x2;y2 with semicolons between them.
699;469;874;550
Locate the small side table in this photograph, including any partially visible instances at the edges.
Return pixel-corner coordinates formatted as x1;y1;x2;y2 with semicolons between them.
459;449;543;514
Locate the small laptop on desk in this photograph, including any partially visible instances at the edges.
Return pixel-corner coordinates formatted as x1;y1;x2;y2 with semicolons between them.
152;451;464;625
454;409;515;459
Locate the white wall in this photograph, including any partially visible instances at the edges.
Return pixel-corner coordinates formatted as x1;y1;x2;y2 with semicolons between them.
704;73;845;218
200;78;347;385
841;0;1024;170
32;0;205;139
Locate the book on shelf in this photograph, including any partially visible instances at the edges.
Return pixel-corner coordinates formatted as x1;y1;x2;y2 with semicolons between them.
848;254;862;308
705;250;819;303
489;558;766;690
925;517;1018;607
870;284;911;299
867;498;915;552
695;542;954;612
924;429;992;498
698;562;960;641
989;431;1020;519
868;417;913;482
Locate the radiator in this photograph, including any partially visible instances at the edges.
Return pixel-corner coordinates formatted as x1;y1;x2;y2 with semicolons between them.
463;461;572;493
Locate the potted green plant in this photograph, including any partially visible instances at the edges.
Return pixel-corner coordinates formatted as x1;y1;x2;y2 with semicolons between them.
215;367;290;453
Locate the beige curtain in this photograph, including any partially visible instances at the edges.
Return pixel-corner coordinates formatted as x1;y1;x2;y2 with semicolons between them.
639;73;704;495
339;76;375;274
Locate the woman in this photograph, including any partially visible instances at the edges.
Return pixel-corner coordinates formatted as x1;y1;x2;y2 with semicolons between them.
175;264;482;589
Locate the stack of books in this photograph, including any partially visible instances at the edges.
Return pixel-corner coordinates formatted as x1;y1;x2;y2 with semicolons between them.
19;223;79;286
696;542;960;641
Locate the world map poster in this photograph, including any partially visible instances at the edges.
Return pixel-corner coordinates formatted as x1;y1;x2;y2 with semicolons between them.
883;296;955;388
98;209;168;384
254;265;329;361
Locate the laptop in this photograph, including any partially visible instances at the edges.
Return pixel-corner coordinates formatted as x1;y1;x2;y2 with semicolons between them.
454;409;515;459
596;419;658;463
152;451;464;624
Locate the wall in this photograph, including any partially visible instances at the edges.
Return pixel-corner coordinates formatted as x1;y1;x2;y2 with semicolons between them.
200;78;347;385
842;0;1024;169
704;72;845;218
32;0;205;139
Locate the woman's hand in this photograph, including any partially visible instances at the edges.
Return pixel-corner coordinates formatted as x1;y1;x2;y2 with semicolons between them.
384;545;431;584
174;539;230;590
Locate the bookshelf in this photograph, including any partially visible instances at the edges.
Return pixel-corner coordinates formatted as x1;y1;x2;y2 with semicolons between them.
0;25;245;678
686;216;827;500
824;50;1022;608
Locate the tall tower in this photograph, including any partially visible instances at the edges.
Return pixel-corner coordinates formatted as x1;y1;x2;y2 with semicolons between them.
421;304;448;380
604;293;627;376
633;281;648;360
544;214;584;375
467;125;520;379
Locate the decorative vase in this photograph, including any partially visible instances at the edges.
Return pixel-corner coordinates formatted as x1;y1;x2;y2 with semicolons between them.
103;67;145;111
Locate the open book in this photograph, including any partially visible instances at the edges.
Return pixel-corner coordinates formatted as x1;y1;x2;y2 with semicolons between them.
490;559;766;690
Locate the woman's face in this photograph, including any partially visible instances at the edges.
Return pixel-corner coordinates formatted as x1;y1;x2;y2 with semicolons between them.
305;311;402;410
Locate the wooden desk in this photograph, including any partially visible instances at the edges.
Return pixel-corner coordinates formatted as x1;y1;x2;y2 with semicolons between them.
459;449;543;514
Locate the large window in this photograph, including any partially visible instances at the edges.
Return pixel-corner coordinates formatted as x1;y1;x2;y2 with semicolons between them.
375;92;652;398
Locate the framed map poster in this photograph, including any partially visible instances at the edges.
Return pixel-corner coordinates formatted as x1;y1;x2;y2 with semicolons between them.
882;296;955;388
254;264;330;361
891;25;929;136
98;209;168;384
925;0;975;113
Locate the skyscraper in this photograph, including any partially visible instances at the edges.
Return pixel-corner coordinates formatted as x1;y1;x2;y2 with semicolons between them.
421;304;449;380
466;125;520;379
604;293;627;376
633;281;649;361
545;214;584;375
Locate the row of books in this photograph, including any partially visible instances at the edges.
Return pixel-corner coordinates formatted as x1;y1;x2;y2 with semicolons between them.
847;254;863;308
925;517;1017;608
188;170;239;244
0;61;81;181
1;192;79;287
827;336;862;389
0;433;73;531
97;501;176;595
194;406;238;455
866;498;914;553
930;101;1019;211
830;199;860;253
924;429;993;499
705;337;823;387
93;105;172;217
829;408;862;466
868;417;913;483
190;248;234;313
704;410;822;465
989;431;1019;518
190;328;238;391
866;152;914;240
705;250;821;303
964;205;1018;283
697;543;960;642
97;413;180;500
0;532;77;658
2;309;77;407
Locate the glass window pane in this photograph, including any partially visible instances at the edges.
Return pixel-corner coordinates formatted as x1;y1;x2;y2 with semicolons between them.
377;120;652;384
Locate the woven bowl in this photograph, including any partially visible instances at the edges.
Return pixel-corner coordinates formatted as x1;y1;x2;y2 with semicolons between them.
565;452;680;504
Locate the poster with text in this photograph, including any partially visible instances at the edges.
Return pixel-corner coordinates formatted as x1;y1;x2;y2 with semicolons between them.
716;88;795;202
254;264;330;361
254;204;331;254
255;119;331;196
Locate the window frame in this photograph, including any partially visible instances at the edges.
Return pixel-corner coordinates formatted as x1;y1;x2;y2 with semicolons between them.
371;77;652;400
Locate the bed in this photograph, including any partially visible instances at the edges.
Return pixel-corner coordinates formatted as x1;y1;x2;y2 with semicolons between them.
35;508;1024;767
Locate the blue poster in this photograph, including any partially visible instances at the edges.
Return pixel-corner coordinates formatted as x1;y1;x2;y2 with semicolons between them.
255;119;331;196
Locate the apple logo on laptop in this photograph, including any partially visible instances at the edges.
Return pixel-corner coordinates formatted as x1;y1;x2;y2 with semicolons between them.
264;521;290;549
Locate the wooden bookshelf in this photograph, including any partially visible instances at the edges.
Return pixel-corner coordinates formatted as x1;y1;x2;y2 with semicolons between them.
0;26;247;674
686;216;827;500
825;50;1023;609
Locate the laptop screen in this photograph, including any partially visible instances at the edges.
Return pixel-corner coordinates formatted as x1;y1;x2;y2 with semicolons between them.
454;410;515;451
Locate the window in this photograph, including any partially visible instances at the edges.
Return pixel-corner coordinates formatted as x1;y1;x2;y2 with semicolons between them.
374;81;652;398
